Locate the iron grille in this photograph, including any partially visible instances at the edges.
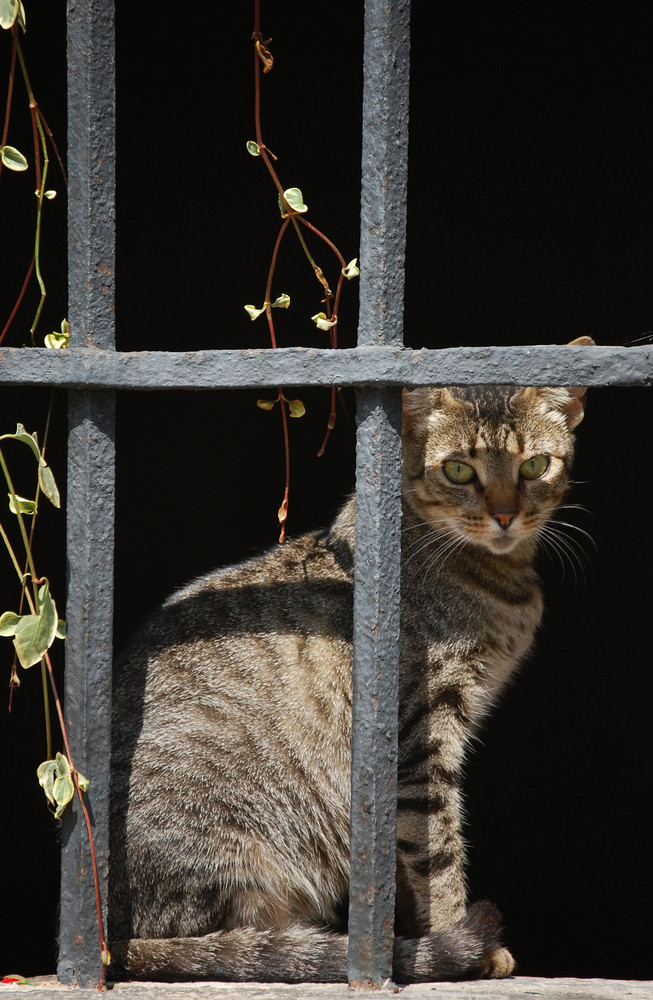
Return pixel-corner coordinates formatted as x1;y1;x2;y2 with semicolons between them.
0;0;651;986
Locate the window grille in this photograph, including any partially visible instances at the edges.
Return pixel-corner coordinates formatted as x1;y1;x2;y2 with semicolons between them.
0;0;651;987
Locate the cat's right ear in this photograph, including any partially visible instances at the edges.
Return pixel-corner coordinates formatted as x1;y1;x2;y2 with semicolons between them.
563;336;595;429
402;387;453;432
403;387;435;432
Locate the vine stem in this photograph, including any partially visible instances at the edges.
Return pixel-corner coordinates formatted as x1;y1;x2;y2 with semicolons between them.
2;20;104;986
252;0;355;525
0;439;108;988
15;36;49;338
0;254;35;346
6;391;57;756
43;648;109;990
1;27;66;345
262;221;293;541
0;22;18;156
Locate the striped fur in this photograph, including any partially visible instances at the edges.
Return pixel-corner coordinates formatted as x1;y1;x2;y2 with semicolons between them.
109;369;589;982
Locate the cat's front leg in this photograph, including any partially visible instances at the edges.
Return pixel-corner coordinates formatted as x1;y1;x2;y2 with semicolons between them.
396;662;475;935
395;774;467;934
395;744;515;980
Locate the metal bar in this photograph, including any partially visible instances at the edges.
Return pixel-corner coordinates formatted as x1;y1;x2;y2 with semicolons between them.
348;0;411;986
2;344;650;390
60;391;115;985
59;0;116;985
350;388;403;987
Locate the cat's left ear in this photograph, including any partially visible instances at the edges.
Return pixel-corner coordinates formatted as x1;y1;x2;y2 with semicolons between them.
563;336;595;429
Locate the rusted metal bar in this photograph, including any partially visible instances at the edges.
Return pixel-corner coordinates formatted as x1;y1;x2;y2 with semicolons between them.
348;0;411;987
0;344;651;390
58;0;116;985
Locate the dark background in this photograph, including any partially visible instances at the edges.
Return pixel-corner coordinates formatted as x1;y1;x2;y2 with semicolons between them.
1;1;652;981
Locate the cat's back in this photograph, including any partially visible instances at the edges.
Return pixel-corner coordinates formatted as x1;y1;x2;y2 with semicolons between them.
110;510;356;938
114;505;355;701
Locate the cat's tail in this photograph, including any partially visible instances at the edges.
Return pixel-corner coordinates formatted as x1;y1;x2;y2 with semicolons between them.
111;900;514;984
394;900;515;982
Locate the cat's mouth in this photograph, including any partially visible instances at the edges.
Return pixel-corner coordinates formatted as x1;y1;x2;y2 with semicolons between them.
485;532;523;554
476;519;534;554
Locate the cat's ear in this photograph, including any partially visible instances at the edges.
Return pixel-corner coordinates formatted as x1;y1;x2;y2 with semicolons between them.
563;336;595;429
403;387;439;431
403;387;459;432
568;336;595;347
561;385;588;429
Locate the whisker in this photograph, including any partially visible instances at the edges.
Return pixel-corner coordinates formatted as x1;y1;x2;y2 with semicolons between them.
537;515;594;589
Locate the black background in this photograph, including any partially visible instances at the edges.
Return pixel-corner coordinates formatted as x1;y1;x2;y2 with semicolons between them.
1;1;652;981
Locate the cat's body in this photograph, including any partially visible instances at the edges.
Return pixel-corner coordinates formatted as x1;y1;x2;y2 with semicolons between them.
109;369;590;983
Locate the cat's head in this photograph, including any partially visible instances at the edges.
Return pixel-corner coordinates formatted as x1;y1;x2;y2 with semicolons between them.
402;339;593;555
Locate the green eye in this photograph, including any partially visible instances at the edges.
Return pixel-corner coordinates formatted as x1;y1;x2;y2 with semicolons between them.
520;454;549;480
443;460;476;484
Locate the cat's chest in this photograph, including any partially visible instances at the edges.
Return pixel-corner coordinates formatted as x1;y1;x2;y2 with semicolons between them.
400;561;543;703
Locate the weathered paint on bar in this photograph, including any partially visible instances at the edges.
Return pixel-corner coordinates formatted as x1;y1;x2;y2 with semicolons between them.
0;344;650;390
348;0;410;986
59;0;117;986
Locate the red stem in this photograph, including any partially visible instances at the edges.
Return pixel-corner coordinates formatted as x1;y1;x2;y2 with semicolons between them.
298;215;347;267
38;106;67;186
43;649;109;989
277;395;291;543
0;24;17;157
0;254;35;346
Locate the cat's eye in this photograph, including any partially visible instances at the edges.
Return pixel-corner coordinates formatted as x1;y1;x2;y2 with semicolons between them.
443;460;476;484
519;454;549;480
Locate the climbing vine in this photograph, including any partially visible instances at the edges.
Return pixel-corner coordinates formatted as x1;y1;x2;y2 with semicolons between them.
1;2;108;989
246;0;359;540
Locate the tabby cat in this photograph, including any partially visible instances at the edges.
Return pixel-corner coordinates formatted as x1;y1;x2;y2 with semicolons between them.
109;339;592;983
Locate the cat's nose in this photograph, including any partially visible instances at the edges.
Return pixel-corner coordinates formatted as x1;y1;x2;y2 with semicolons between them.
491;509;518;530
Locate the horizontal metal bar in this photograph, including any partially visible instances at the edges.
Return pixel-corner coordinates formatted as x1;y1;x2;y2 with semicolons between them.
0;344;651;390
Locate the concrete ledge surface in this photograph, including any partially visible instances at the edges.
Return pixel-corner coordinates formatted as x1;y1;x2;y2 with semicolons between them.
0;978;651;1000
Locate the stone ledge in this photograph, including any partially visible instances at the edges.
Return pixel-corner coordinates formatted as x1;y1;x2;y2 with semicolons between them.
0;978;651;1000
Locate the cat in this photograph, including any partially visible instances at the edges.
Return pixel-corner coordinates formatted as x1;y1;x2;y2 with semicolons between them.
108;338;593;983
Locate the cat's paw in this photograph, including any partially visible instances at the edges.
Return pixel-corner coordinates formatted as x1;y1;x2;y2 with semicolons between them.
481;945;515;979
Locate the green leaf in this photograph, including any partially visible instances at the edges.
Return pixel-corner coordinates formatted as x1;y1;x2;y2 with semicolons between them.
36;758;58;808
0;420;62;508
278;187;308;217
37;753;82;819
56;619;66;639
286;398;306;419
270;293;290;309
45;318;69;350
0;0;19;30
256;397;278;411
0;144;28;171
0;611;21;636
44;332;67;348
2;580;60;669
8;494;37;515
0;424;40;462
311;311;337;332
246;140;260;156
342;257;360;279
38;460;60;508
244;304;266;321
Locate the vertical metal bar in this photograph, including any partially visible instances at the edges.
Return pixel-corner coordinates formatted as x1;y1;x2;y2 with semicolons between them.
59;0;116;985
348;0;410;987
349;390;403;987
